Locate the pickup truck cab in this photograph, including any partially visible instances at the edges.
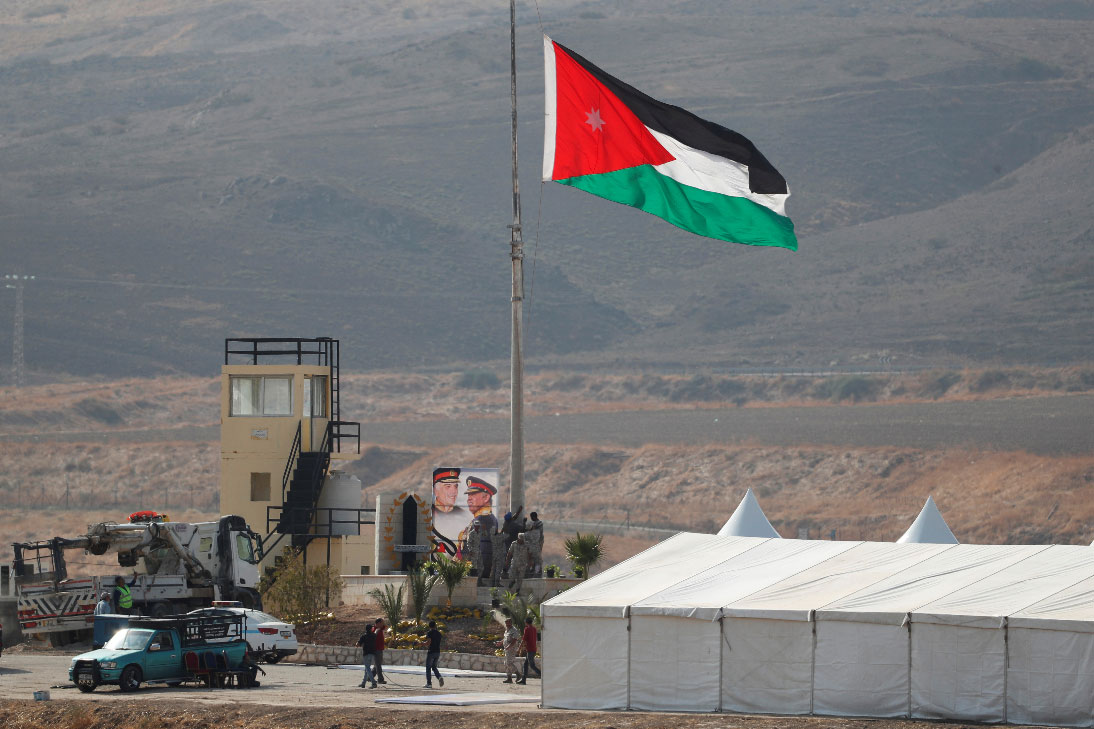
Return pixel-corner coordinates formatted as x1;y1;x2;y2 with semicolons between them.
69;614;248;692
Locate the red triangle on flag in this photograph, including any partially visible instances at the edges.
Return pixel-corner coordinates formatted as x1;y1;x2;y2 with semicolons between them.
551;43;675;180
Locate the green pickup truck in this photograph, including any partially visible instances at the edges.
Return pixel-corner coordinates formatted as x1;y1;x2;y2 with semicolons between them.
69;614;250;692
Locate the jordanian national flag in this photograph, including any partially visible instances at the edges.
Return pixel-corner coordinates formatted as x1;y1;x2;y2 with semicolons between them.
542;37;797;250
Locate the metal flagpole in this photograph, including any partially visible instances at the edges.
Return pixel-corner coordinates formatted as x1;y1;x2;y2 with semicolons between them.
508;0;525;516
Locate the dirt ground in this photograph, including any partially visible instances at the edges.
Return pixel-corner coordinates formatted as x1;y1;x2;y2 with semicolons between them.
0;698;1056;729
0;651;1055;729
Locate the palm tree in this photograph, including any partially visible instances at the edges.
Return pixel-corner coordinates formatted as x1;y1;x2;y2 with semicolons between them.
434;556;472;606
407;564;440;622
564;532;605;580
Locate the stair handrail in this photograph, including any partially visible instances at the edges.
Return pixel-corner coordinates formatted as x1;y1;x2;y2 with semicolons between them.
281;421;302;505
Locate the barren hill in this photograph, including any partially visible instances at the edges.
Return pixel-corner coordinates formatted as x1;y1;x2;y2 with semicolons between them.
1;369;1091;573
0;0;1091;377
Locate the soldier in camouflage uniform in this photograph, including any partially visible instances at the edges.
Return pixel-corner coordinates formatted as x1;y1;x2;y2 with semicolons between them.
506;532;532;593
463;519;482;577
525;512;544;577
490;529;508;588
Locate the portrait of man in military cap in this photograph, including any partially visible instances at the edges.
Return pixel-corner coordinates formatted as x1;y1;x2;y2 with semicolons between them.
458;475;498;556
465;476;497;520
431;467;470;554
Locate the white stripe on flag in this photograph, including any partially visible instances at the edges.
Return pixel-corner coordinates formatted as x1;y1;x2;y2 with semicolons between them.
542;35;558;182
649;129;789;217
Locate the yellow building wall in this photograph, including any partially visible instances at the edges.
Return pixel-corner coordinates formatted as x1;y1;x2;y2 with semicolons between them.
219;364;331;568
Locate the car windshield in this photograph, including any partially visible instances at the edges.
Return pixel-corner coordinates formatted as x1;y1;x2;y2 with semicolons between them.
104;629;153;651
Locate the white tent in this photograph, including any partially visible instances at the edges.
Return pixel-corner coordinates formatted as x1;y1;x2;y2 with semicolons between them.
897;494;959;544
542;534;1094;726
716;487;781;538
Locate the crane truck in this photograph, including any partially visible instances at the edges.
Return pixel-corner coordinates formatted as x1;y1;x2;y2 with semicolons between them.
13;514;264;645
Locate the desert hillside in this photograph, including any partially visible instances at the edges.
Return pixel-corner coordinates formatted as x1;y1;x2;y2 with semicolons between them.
1;368;1091;575
0;1;1091;376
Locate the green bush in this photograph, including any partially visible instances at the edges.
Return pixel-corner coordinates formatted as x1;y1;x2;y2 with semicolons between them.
455;370;501;389
972;370;1010;393
260;549;344;623
815;376;880;403
920;371;962;399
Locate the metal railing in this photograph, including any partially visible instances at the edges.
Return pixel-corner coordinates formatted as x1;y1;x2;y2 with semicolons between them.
265;506;376;539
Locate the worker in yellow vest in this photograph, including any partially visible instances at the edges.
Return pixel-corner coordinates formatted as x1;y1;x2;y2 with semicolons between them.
112;575;136;615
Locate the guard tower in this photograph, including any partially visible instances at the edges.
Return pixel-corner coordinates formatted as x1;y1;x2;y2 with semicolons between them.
219;337;373;577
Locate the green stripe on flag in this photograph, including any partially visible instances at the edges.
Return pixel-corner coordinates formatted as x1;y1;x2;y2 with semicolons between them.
558;165;797;250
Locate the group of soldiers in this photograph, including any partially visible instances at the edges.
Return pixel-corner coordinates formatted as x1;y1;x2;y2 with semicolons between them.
462;507;544;592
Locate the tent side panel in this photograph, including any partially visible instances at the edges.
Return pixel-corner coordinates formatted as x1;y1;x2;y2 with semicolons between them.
1007;627;1094;728
721;617;813;715
910;623;1004;722
541;615;629;710
814;620;909;717
630;615;720;712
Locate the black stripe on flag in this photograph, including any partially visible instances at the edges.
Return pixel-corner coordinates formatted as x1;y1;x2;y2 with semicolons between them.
555;42;788;196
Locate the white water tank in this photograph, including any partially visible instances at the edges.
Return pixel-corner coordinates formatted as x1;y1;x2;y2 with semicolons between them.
316;470;362;536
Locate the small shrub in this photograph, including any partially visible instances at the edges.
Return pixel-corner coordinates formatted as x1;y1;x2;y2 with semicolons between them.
260;548;344;622
921;371;962;399
815;376;880;403
455;370;500;389
972;370;1010;393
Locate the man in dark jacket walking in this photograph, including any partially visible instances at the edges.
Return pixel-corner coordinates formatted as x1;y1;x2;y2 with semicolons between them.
355;625;378;688
424;620;445;688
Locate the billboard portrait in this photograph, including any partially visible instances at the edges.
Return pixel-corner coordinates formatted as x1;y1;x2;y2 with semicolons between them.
431;467;500;556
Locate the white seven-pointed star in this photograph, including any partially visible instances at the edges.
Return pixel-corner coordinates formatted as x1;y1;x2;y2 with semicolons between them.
584;108;605;132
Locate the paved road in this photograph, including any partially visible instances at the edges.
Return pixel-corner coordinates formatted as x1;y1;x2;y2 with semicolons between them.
2;395;1090;455
356;395;1094;455
0;653;539;710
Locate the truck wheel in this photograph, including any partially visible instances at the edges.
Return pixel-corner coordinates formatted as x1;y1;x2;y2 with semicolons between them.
119;665;143;692
265;654;283;664
238;590;260;609
149;601;173;618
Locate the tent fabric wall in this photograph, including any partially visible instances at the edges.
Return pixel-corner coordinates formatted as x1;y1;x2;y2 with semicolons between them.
541;615;630;710
630;615;720;712
540;534;1094;726
813;620;910;717
1007;627;1094;727
910;622;1005;721
721;617;814;715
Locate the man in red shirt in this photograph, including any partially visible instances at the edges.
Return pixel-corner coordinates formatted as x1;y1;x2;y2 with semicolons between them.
373;618;387;684
517;616;540;684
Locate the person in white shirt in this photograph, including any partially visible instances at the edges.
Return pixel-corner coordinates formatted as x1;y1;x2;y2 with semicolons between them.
94;592;112;616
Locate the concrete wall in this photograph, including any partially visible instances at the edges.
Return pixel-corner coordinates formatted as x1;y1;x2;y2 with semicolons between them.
341;574;478;610
288;643;522;673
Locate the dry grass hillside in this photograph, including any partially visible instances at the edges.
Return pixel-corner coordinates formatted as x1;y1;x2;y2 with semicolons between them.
1;366;1091;433
0;367;1091;574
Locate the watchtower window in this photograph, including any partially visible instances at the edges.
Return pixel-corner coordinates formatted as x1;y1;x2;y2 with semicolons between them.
230;376;293;416
250;472;271;502
309;376;328;418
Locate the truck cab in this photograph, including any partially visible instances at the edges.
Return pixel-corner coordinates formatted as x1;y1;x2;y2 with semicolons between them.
69;614;248;692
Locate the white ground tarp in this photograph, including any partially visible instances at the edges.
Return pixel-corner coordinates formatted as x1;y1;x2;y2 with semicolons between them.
542;534;1094;726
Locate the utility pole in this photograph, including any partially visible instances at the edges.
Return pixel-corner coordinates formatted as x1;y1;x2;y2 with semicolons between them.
507;0;525;517
3;274;34;388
